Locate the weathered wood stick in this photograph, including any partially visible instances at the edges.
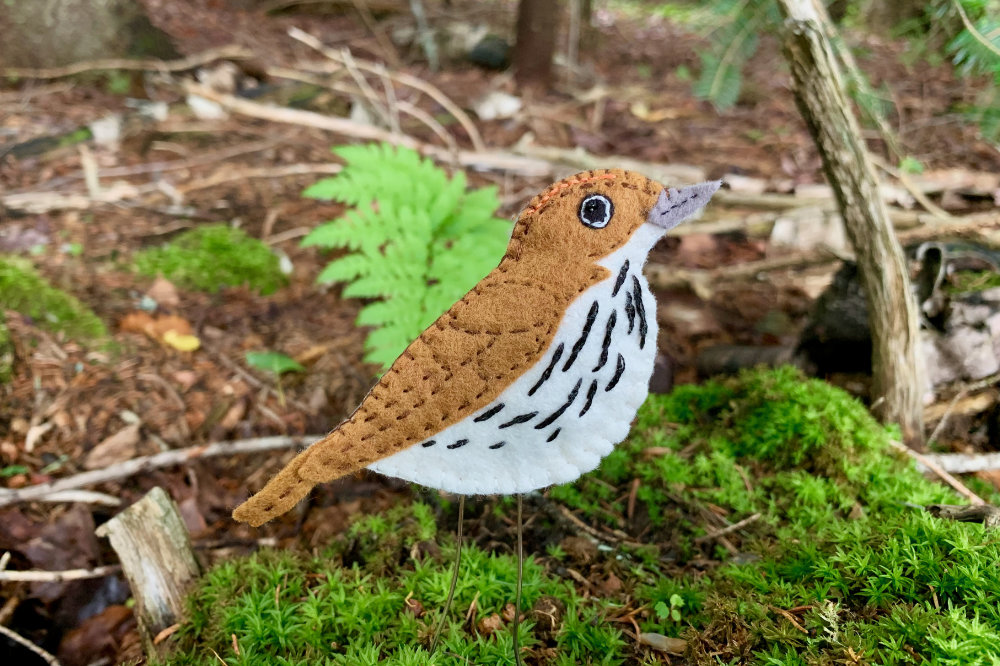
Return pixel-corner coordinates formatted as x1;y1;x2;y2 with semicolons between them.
95;487;201;658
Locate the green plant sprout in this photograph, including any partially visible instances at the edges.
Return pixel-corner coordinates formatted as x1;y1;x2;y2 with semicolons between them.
245;351;304;407
302;143;511;369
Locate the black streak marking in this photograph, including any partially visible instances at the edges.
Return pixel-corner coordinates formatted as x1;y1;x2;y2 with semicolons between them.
631;276;647;349
624;291;636;334
606;354;625;392
528;343;564;396
580;380;598;416
447;439;469;449
593;310;617;371
489;442;506;449
421;439;436;448
612;260;630;296
535;379;582;429
563;301;599;371
546;428;561;442
499;412;538;429
473;403;505;422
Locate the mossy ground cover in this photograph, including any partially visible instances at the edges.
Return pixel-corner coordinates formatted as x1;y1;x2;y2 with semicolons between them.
133;225;286;295
0;257;108;381
163;368;1000;665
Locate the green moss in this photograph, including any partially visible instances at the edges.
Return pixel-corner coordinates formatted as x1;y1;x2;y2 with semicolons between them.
557;367;1000;664
0;257;107;344
166;368;1000;664
0;316;12;383
134;225;286;295
164;502;625;666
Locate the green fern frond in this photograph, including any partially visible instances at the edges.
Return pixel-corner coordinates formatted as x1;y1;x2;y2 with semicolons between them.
304;143;512;370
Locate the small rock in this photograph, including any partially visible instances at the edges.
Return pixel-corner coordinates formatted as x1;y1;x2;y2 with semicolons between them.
472;90;522;121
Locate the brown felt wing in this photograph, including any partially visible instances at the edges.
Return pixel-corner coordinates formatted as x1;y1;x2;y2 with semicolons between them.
232;264;605;526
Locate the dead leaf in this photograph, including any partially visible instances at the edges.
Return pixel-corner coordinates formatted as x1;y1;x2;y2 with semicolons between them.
162;329;201;351
477;612;502;635
120;312;199;350
84;423;140;469
25;421;53;452
145;276;180;308
638;632;686;654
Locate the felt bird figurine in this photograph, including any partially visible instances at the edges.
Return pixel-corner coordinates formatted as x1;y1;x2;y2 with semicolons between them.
234;169;720;527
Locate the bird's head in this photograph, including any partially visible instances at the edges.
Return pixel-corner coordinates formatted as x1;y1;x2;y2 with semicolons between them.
505;169;721;267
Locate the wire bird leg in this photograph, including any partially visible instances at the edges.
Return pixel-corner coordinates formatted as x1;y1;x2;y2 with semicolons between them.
513;493;524;666
430;495;464;654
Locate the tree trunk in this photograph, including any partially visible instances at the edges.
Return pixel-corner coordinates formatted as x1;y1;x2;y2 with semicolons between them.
513;0;560;92
776;0;925;445
0;0;177;68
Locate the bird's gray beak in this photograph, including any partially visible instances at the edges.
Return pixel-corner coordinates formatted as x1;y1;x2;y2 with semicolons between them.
646;180;722;231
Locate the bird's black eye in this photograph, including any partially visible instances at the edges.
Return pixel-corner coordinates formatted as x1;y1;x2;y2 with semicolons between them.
579;194;613;229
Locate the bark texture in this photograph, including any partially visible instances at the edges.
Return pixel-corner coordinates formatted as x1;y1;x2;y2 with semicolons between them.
513;0;560;91
0;0;177;68
95;487;200;658
776;0;925;444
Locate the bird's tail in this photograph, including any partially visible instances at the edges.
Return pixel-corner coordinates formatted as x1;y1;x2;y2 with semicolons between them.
231;448;316;527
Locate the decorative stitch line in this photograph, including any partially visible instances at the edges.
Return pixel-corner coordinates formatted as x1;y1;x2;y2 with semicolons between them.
524;173;617;216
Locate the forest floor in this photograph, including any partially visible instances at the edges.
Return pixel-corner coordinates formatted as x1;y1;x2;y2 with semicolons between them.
1;0;999;663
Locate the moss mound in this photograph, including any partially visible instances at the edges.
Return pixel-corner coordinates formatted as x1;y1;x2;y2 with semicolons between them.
134;225;286;295
164;368;1000;664
165;503;624;666
0;257;108;344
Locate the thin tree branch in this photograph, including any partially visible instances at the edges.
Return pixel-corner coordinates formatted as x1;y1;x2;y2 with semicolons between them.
0;624;61;666
2;44;253;79
0;564;121;583
0;435;321;508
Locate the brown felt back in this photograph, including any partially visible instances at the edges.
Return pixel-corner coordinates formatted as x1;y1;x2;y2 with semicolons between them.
233;169;663;526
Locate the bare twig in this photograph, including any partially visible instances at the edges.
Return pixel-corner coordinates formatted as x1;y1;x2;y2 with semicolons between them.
347;0;402;67
918;452;1000;474
2;44;253;79
181;81;550;175
0;624;62;666
694;513;762;543
0;435;321;508
176;163;343;194
0;564;121;583
890;440;986;506
288;27;486;152
34;490;122;506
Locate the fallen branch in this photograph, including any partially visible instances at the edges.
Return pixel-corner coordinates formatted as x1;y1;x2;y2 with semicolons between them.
0;435;321;508
890;440;986;506
925;503;1000;528
917;451;1000;475
2;44;253;79
0;564;121;583
176;163;344;194
0;624;61;666
288;27;485;152
182;82;552;176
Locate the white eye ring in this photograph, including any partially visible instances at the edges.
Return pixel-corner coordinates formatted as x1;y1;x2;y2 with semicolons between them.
579;194;614;229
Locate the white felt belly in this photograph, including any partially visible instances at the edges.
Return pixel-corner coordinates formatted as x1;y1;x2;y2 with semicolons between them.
367;226;662;495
